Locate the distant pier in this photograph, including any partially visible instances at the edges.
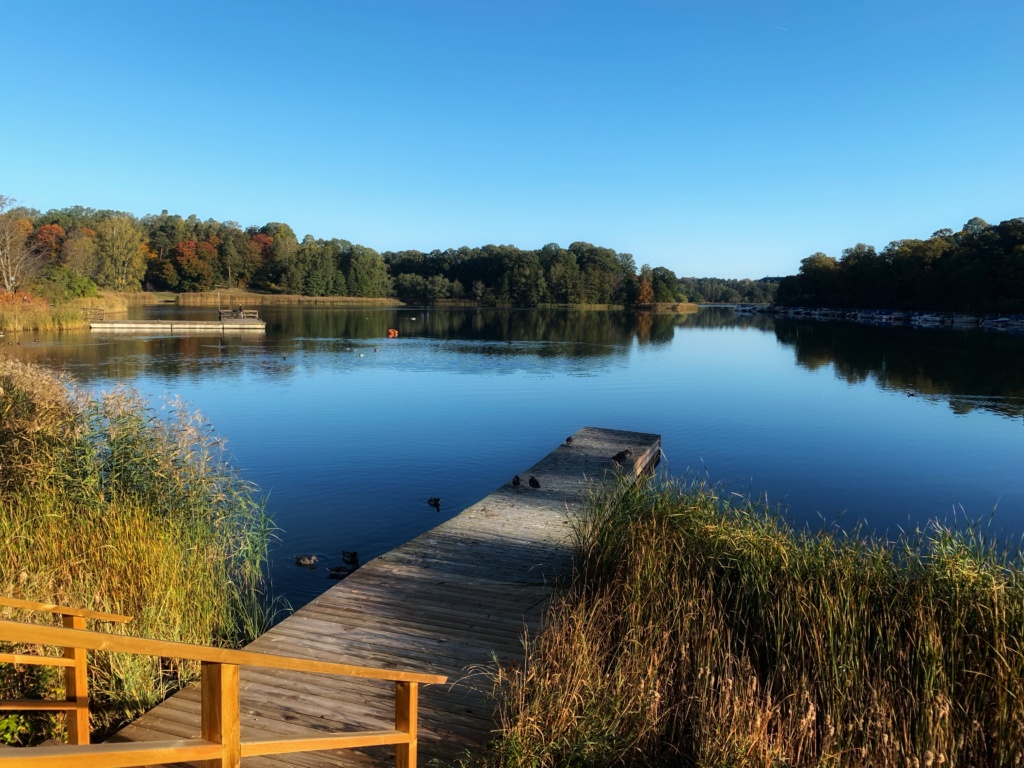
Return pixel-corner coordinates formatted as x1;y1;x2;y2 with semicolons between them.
90;318;265;333
111;426;661;766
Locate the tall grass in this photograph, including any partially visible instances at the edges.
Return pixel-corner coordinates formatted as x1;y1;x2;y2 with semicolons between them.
484;479;1024;768
176;290;402;306
0;291;129;331
0;358;276;743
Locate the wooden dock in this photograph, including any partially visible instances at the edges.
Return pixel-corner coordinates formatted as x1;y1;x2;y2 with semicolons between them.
90;319;266;333
109;427;661;766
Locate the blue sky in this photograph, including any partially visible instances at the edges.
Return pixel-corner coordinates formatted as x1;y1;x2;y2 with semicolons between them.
2;1;1021;279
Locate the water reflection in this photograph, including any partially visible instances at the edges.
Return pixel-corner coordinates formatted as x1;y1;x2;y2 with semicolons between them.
7;308;1023;418
4;307;689;383
772;319;1024;419
3;306;1023;603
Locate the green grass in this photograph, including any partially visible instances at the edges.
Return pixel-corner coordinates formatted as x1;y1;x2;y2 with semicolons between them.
481;479;1024;768
0;358;277;743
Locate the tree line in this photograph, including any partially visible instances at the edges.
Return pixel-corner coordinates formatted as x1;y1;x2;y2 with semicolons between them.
0;198;690;307
676;276;778;304
776;216;1024;313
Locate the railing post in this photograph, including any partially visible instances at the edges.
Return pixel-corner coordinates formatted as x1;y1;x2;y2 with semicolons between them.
61;614;89;745
200;661;240;768
395;680;418;768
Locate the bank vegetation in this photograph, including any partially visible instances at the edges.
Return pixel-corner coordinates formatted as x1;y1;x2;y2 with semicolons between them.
0;358;274;744
777;216;1024;314
1;195;686;309
482;480;1024;767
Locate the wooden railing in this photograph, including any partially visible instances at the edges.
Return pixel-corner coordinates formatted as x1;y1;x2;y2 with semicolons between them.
0;602;446;768
0;596;133;746
218;309;260;320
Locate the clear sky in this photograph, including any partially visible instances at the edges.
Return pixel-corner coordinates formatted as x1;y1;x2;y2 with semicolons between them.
2;1;1021;279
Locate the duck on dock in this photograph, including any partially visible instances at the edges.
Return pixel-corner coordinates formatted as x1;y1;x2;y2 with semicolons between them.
512;475;521;487
529;476;541;489
612;449;633;464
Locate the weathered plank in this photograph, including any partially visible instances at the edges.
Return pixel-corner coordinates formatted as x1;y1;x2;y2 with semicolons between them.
111;426;660;766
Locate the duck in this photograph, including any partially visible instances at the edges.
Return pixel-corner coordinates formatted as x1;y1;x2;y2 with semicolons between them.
565;436;573;445
511;475;521;487
295;554;318;567
529;476;541;489
612;449;633;464
428;497;441;511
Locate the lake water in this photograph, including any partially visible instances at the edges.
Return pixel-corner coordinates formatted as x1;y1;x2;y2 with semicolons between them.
6;306;1024;604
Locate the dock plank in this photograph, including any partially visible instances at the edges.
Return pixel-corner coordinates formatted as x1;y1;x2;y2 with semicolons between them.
111;427;660;766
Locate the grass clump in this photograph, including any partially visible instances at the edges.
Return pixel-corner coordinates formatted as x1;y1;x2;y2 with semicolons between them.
484;479;1024;768
0;357;275;743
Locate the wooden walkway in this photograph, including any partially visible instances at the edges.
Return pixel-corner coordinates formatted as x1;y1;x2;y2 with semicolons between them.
111;427;661;766
90;319;266;333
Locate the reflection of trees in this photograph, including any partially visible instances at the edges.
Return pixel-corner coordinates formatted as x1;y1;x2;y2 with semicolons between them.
774;319;1024;418
260;307;686;350
673;306;777;332
9;308;693;382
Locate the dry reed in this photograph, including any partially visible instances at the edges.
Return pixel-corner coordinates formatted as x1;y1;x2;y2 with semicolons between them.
0;358;275;743
175;291;402;307
482;479;1024;768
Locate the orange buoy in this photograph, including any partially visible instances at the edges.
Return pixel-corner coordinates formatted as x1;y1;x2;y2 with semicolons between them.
387;328;399;338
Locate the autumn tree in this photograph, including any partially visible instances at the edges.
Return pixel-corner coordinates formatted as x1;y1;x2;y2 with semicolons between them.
0;195;38;291
94;217;149;291
31;223;66;264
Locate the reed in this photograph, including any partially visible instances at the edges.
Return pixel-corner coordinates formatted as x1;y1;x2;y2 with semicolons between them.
483;479;1024;768
175;290;402;306
0;292;130;331
0;358;275;743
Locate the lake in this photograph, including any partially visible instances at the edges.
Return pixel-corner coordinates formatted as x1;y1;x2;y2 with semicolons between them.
6;305;1024;604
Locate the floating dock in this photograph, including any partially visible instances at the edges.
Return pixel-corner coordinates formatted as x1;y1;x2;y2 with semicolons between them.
90;319;266;333
110;426;661;766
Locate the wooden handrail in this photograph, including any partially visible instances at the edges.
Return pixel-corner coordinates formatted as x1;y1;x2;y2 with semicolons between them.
0;598;132;746
0;597;131;624
0;618;447;768
0;621;445;684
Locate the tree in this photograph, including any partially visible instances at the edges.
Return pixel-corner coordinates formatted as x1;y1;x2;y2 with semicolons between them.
0;196;38;292
32;223;66;264
347;245;391;297
650;267;679;302
61;227;99;278
94;217;149;291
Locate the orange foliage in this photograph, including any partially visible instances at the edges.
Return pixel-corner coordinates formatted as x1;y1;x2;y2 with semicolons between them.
32;223;66;263
12;218;33;240
0;291;48;307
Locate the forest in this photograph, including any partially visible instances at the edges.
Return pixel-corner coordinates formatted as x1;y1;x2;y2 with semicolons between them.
676;276;778;304
0;198;686;307
776;216;1024;313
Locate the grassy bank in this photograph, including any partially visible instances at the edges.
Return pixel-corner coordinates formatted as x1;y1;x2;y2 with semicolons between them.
484;480;1024;767
0;292;130;332
176;290;402;307
0;358;274;744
